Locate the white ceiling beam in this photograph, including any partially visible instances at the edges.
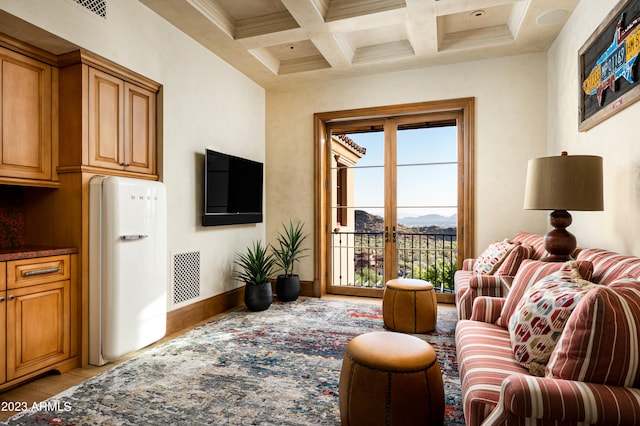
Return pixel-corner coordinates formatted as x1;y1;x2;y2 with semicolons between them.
435;0;516;16
186;0;235;38
405;0;438;56
279;0;354;67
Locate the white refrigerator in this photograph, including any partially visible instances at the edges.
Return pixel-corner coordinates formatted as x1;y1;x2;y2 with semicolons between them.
89;176;167;366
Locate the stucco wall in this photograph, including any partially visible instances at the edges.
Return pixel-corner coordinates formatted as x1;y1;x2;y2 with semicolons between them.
0;0;267;308
549;0;640;255
266;53;550;282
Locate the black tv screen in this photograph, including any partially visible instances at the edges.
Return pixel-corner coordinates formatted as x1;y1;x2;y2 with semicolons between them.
202;149;263;226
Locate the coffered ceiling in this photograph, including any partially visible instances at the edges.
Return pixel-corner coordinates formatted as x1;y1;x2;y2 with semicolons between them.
140;0;579;88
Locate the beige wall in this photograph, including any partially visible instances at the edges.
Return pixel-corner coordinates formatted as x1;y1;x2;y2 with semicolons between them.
266;54;550;282
6;0;628;304
549;0;640;255
0;0;267;308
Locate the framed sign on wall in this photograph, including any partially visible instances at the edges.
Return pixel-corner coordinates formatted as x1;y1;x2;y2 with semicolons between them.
579;0;640;131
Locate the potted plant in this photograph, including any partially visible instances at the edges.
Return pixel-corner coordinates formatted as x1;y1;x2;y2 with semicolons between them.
271;220;309;302
234;241;277;311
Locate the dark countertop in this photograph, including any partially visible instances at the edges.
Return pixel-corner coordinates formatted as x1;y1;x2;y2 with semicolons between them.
0;246;79;262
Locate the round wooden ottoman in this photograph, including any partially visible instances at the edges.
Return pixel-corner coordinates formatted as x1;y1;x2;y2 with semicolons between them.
383;278;437;333
339;331;444;426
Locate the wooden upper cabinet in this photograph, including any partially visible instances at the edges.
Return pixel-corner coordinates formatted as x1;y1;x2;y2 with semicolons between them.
88;67;124;170
0;46;54;183
88;67;156;175
59;50;159;178
124;82;156;175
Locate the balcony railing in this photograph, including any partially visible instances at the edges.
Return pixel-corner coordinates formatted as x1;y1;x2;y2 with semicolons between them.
331;230;458;293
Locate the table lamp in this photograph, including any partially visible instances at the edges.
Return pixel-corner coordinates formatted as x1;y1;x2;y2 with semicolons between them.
523;152;603;262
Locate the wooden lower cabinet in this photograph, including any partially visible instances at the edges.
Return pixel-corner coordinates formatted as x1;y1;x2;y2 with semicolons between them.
0;254;77;389
6;280;70;381
0;290;5;386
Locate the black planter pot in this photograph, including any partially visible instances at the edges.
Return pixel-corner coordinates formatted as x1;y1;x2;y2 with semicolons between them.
276;275;300;302
244;281;273;312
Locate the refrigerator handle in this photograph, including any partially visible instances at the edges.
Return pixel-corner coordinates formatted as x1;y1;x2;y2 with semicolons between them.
119;235;149;241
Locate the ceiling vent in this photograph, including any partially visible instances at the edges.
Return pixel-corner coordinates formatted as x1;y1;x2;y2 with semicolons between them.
72;0;106;18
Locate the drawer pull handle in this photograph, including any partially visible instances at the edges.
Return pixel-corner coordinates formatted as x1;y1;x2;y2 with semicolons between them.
0;297;4;302
23;267;62;277
8;295;14;301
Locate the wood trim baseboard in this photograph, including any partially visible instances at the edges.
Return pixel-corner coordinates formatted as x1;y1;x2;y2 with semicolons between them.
165;287;244;336
166;280;317;336
298;280;315;297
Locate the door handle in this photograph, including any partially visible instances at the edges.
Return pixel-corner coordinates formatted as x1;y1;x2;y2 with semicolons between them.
384;227;397;243
120;235;149;241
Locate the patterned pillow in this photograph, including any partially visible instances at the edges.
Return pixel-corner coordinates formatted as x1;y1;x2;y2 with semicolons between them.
495;259;594;328
546;281;640;387
495;244;533;276
473;240;516;275
508;265;597;375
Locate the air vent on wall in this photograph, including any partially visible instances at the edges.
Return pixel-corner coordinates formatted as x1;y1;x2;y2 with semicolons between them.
172;251;201;305
72;0;106;18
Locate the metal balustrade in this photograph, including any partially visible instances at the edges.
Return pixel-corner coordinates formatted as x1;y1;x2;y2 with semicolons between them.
331;230;458;292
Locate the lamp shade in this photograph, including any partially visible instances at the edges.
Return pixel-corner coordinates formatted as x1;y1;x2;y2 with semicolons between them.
524;154;603;211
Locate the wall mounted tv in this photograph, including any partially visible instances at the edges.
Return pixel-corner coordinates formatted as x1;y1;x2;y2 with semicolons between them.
202;149;263;227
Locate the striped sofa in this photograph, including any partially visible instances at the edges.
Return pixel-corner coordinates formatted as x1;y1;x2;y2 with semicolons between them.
456;248;640;425
455;232;549;320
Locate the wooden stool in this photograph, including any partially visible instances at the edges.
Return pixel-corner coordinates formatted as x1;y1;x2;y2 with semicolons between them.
383;278;437;333
339;331;444;426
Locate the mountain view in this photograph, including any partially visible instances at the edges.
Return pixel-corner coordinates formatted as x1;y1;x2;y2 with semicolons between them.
399;213;457;228
355;210;457;235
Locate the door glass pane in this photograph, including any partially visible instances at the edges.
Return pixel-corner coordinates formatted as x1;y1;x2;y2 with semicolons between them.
396;126;458;292
330;131;384;288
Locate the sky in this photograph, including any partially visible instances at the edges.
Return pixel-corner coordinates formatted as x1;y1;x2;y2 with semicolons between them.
343;126;458;219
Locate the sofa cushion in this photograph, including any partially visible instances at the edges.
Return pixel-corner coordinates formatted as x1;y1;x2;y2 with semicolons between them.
511;231;547;260
495;260;593;328
473;240;516;275
546;281;640;387
508;264;597;375
494;244;532;276
577;248;640;284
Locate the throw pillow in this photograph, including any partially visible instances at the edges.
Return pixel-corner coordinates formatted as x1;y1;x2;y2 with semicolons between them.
546;281;640;387
495;244;533;276
508;265;597;375
495;259;593;328
473;239;516;275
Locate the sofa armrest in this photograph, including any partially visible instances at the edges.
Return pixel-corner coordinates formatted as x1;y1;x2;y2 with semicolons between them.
462;258;475;271
482;375;640;425
469;275;503;294
469;297;505;323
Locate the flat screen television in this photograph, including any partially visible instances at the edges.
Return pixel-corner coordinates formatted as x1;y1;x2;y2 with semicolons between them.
202;149;263;226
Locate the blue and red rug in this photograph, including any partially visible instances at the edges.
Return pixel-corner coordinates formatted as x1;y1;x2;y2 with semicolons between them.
4;297;464;425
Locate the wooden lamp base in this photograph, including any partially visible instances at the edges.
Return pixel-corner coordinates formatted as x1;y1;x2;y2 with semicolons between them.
541;210;577;262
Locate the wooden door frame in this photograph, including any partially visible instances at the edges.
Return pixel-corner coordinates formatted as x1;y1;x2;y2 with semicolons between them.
313;98;475;297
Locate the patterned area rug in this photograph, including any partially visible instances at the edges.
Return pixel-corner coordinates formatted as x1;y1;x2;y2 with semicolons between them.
4;298;464;425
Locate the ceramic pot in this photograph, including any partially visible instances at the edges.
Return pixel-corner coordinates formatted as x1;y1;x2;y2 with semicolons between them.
276;275;300;302
244;281;272;311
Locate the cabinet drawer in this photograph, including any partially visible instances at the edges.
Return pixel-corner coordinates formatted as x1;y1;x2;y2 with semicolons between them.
7;255;70;289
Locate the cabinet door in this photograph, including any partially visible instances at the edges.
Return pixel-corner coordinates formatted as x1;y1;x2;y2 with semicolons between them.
0;262;5;384
88;67;124;171
6;280;70;381
124;82;156;174
0;47;52;180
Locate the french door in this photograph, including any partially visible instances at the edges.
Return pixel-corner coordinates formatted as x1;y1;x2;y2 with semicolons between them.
314;99;474;299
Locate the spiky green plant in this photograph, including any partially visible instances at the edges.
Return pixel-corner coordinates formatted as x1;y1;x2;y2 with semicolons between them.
272;220;309;277
234;241;277;286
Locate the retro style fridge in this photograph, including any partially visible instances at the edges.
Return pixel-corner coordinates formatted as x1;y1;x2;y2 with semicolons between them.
89;176;167;366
